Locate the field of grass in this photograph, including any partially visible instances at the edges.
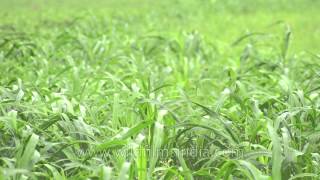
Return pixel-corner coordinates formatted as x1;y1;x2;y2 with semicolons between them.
1;0;320;179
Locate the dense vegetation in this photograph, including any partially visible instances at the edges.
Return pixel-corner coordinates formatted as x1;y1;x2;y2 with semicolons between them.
1;0;320;179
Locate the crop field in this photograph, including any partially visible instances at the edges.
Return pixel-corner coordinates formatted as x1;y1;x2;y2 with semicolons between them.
0;0;320;179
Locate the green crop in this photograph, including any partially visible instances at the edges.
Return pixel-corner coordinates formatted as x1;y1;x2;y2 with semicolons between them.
1;0;320;179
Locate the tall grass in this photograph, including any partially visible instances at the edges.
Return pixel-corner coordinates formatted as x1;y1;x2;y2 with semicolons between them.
1;0;320;179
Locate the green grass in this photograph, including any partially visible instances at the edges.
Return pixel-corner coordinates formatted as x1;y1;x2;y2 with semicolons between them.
1;0;320;179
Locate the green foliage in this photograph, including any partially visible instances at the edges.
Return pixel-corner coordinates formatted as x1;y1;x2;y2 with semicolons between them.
0;0;320;179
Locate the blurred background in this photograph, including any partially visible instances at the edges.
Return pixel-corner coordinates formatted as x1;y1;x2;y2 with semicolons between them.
0;0;319;52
